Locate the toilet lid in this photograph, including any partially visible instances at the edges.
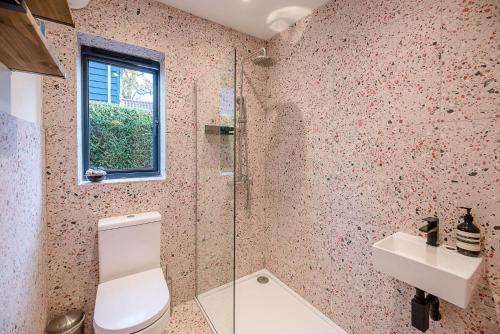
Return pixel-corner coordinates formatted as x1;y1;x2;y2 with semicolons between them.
94;268;170;334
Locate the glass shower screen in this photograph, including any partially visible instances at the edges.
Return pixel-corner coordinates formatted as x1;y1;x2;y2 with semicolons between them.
195;49;236;334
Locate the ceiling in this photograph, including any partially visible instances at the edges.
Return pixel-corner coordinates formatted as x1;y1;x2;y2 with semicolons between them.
157;0;330;40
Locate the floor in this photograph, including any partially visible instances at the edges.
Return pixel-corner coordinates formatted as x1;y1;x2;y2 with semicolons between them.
197;270;346;334
167;300;212;334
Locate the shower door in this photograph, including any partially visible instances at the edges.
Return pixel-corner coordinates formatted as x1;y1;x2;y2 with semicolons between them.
195;49;236;334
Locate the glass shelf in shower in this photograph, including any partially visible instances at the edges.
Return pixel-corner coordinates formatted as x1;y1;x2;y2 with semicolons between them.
205;125;235;135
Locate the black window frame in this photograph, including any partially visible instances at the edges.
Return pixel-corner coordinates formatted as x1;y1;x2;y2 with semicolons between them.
81;46;161;180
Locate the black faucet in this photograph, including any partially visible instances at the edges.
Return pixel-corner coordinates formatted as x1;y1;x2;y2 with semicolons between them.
419;217;439;246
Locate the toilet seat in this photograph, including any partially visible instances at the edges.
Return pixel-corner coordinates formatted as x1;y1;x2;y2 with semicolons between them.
94;268;170;334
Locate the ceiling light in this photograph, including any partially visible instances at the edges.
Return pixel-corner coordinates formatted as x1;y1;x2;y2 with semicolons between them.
69;0;90;10
266;6;312;33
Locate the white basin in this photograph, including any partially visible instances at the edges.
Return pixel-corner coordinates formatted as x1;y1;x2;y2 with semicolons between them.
372;232;483;308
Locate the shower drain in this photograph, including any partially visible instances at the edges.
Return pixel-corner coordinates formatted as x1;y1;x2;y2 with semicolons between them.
257;275;269;284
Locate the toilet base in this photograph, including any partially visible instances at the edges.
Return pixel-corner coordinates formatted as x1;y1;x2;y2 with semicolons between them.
94;304;170;334
137;305;170;334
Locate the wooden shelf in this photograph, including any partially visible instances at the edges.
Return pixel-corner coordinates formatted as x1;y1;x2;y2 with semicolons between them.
26;0;74;27
0;2;65;77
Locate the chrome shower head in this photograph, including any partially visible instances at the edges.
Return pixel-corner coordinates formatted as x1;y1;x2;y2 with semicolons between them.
252;48;275;67
252;55;275;67
243;48;275;67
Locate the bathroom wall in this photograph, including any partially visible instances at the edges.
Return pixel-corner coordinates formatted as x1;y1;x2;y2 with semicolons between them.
42;0;267;331
0;67;47;333
195;62;237;293
234;59;269;281
265;0;498;333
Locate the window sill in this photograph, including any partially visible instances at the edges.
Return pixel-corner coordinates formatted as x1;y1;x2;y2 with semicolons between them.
79;175;165;186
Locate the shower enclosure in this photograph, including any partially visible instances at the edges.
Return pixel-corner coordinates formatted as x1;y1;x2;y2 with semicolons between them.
195;48;344;334
194;48;270;333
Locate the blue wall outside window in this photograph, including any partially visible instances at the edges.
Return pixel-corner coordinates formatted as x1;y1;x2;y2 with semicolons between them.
88;62;120;103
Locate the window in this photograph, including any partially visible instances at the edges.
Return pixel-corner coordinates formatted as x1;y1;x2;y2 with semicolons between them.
81;46;161;180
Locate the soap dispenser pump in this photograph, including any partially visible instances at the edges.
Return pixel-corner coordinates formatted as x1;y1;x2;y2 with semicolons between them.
456;207;480;257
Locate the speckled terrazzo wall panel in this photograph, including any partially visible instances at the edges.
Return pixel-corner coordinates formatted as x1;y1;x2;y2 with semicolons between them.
42;0;266;332
196;64;236;293
0;111;47;333
235;62;269;281
265;0;498;333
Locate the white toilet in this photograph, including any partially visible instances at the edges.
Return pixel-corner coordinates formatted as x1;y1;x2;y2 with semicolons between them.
94;212;170;334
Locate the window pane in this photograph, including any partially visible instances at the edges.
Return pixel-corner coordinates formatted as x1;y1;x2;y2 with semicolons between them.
88;61;155;171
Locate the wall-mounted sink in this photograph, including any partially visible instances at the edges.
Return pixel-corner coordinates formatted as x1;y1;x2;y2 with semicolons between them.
372;232;483;308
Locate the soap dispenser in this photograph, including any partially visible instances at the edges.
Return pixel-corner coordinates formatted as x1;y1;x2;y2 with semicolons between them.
456;207;480;257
